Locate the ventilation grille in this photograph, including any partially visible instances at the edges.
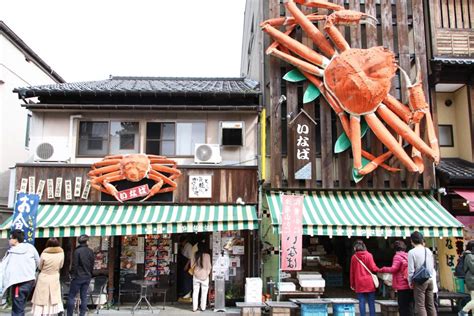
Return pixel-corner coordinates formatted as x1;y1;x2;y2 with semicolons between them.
195;144;213;162
36;143;54;160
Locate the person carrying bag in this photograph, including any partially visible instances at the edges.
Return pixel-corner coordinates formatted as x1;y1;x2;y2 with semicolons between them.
350;240;380;316
407;231;436;316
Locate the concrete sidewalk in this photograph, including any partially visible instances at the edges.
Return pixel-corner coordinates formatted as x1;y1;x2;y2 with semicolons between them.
0;303;240;315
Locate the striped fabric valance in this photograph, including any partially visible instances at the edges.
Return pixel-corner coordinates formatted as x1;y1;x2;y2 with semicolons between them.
266;191;464;238
0;204;258;238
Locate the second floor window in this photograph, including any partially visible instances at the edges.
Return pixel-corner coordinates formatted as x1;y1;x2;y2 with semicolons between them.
78;121;139;156
146;122;205;156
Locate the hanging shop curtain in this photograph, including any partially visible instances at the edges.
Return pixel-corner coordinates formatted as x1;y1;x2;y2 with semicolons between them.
266;191;463;238
0;204;258;238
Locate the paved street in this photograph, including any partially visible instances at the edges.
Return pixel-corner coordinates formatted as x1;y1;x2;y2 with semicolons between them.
0;303;240;315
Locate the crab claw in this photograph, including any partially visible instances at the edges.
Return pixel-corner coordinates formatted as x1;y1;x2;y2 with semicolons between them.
329;10;378;27
103;181;123;203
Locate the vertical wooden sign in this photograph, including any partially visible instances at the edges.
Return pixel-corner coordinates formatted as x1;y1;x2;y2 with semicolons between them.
28;176;35;194
55;177;63;198
47;179;54;199
19;178;28;193
74;177;82;197
36;180;46;199
81;180;91;200
288;110;317;180
65;180;72;200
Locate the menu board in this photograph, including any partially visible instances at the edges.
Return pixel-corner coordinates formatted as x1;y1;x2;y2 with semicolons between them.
121;236;138;273
89;237;108;270
144;234;171;281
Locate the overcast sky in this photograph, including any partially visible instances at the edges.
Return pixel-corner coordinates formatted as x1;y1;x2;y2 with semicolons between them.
1;0;247;82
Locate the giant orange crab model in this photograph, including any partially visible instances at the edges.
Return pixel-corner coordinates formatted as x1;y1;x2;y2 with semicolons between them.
261;0;439;180
88;154;181;202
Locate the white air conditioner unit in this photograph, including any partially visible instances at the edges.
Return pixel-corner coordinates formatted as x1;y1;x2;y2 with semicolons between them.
194;144;222;164
33;138;70;162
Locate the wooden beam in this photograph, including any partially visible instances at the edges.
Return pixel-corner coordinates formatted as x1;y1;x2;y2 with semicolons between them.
412;0;435;189
429;0;440;57
269;0;283;188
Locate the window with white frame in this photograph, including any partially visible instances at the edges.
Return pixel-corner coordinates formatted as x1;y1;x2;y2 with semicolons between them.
78;121;139;156
146;122;205;156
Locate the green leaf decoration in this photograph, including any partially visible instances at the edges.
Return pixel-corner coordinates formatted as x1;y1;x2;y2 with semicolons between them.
303;83;321;103
282;69;307;82
352;157;370;183
334;119;370;154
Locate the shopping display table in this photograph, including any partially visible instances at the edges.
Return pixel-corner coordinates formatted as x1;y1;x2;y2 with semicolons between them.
437;291;470;312
266;301;298;316
235;302;266;316
375;300;398;316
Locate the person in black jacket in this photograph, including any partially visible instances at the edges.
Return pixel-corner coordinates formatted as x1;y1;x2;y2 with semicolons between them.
67;234;95;316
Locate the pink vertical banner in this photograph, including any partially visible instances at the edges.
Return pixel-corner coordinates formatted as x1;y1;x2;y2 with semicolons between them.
281;194;303;271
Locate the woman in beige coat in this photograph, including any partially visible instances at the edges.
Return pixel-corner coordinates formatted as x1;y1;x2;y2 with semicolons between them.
32;238;65;315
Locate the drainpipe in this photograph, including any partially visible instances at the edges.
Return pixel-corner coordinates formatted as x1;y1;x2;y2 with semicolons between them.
69;115;82;162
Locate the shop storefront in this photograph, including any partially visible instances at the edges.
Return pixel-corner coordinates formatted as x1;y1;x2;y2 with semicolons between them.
0;163;260;306
262;190;464;297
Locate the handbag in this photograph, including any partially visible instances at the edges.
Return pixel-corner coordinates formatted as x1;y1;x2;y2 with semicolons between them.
356;256;379;288
412;248;431;285
188;262;196;276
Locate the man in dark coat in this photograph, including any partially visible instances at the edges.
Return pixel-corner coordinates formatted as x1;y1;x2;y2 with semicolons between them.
67;234;95;316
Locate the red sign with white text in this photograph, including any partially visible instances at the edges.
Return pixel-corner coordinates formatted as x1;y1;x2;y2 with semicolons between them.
118;184;150;202
281;194;303;271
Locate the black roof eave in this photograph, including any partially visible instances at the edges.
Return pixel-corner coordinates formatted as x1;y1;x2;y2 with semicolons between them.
21;103;261;112
14;89;261;99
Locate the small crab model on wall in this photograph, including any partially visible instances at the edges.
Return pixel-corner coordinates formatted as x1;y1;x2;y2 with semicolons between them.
88;154;181;202
261;0;440;182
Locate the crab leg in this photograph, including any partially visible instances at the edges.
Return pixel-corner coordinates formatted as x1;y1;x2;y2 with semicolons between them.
376;104;439;163
264;14;327;28
267;47;324;76
90;160;122;168
285;0;336;57
365;113;419;172
325;10;378;52
151;164;182;180
350;116;362;170
92;175;126;202
149;170;179;188
141;173;164;202
88;165;120;176
303;72;399;173
382;95;413;124
423;110;440;163
261;22;331;68
411;123;425;173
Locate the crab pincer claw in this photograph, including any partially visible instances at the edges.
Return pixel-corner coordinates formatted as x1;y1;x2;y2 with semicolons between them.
332;10;378;27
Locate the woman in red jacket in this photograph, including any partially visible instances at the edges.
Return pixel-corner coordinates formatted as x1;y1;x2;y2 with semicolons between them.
378;240;414;316
350;240;380;316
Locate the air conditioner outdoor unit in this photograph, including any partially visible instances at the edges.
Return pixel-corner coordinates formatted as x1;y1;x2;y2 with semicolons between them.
33;138;70;162
194;144;222;164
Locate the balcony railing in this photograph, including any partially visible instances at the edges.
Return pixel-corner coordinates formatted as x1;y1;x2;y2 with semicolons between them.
430;0;474;57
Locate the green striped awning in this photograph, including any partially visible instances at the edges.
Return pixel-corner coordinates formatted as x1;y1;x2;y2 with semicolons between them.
0;204;258;238
266;191;463;238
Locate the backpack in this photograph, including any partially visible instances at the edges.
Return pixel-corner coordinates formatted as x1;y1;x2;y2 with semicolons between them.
454;253;466;278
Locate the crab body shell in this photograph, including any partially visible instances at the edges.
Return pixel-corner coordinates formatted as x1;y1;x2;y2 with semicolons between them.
88;154;181;202
324;47;397;116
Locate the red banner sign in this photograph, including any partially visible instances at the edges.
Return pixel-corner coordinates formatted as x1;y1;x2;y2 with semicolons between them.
118;184;150;202
281;194;303;271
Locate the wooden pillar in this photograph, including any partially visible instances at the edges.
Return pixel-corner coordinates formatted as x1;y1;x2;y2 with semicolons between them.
468;84;474;162
366;0;384;189
107;237;116;303
269;0;282;188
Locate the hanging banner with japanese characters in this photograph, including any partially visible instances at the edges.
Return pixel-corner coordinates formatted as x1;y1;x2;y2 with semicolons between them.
281;194;303;270
11;193;40;244
288;110;317;180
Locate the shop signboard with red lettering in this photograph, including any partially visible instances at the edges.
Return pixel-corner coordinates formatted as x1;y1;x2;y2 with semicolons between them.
117;184;150;202
281;194;303;270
